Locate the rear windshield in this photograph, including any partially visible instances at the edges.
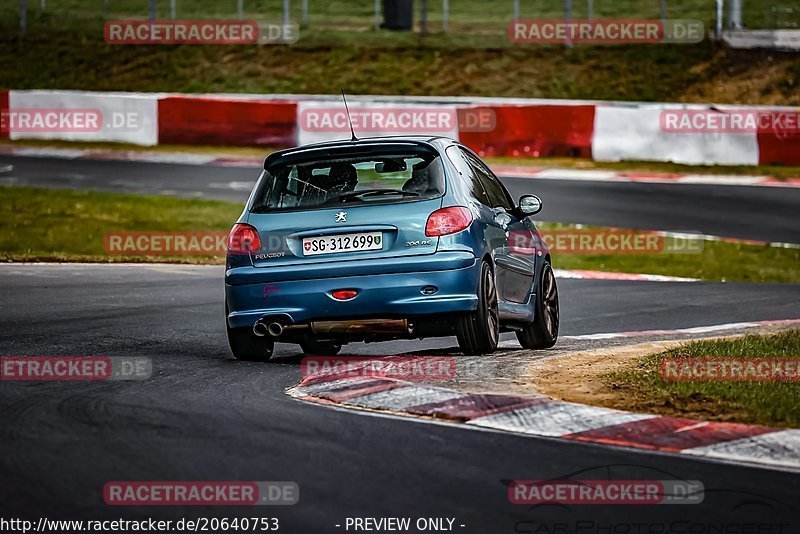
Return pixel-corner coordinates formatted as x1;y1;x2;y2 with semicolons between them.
250;151;445;213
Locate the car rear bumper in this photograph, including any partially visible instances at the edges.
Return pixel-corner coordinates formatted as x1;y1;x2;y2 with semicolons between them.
225;252;480;328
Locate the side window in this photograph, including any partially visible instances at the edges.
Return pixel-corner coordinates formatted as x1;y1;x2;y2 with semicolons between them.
446;145;490;206
462;150;514;210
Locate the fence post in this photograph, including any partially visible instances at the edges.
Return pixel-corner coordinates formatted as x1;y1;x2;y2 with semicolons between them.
513;0;519;21
19;0;26;33
171;0;177;19
715;0;723;38
443;0;448;30
283;0;290;26
728;0;742;29
374;0;380;30
149;0;157;21
564;0;572;46
302;0;308;27
41;0;46;10
660;0;667;21
421;0;427;36
587;0;593;20
237;0;243;19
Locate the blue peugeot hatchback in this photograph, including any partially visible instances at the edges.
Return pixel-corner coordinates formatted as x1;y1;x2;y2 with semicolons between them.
224;136;558;360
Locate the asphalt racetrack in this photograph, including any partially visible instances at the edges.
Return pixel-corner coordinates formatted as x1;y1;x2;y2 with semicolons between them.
2;154;799;243
1;153;799;531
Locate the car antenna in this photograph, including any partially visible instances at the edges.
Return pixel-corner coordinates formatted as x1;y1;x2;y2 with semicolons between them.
341;89;358;142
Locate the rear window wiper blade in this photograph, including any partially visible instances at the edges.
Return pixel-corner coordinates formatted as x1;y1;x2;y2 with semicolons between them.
333;189;420;203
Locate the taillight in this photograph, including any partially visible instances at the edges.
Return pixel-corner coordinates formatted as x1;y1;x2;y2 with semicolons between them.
425;206;473;237
331;289;358;300
227;223;261;253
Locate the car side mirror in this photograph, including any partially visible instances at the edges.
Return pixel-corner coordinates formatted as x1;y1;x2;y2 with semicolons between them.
518;195;542;215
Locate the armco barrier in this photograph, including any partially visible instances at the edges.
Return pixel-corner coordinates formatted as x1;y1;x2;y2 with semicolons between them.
458;104;595;158
0;89;8;140
3;90;800;167
158;96;296;146
757;127;800;166
7;90;159;146
591;105;760;166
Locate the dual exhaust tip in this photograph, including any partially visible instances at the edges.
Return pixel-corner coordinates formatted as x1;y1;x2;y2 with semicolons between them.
253;318;412;338
253;320;284;337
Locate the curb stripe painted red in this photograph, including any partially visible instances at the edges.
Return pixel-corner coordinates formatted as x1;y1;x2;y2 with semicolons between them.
287;337;800;471
565;417;776;452
407;394;547;421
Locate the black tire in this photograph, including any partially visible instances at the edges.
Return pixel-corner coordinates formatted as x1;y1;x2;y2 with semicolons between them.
516;261;559;349
456;261;500;355
299;337;342;356
225;300;274;361
227;326;275;361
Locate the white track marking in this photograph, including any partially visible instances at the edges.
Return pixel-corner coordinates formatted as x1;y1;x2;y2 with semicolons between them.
346;386;465;410
468;401;656;437
682;429;800;469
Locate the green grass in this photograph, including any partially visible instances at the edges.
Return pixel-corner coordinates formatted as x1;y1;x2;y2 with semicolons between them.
537;221;800;283
604;331;800;428
2;15;799;105
1;186;799;283
0;186;241;263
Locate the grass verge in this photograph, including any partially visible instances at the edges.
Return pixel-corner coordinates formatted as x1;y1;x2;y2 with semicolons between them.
0;186;241;264
1;186;799;283
538;220;800;283
603;331;800;428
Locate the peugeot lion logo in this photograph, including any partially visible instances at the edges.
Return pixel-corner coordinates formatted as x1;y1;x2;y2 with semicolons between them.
335;211;347;223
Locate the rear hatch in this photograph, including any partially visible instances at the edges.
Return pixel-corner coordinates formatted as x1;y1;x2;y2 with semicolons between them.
247;198;442;268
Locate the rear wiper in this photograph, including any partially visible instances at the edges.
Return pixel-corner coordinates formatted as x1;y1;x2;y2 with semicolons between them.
332;189;420;203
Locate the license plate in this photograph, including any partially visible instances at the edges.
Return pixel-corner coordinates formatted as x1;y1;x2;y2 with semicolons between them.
302;232;383;256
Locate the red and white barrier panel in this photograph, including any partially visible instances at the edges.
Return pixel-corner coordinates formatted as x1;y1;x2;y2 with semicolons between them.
0;89;8;141
5;90;159;146
158;96;296;146
3;91;799;167
459;104;595;158
592;104;800;166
